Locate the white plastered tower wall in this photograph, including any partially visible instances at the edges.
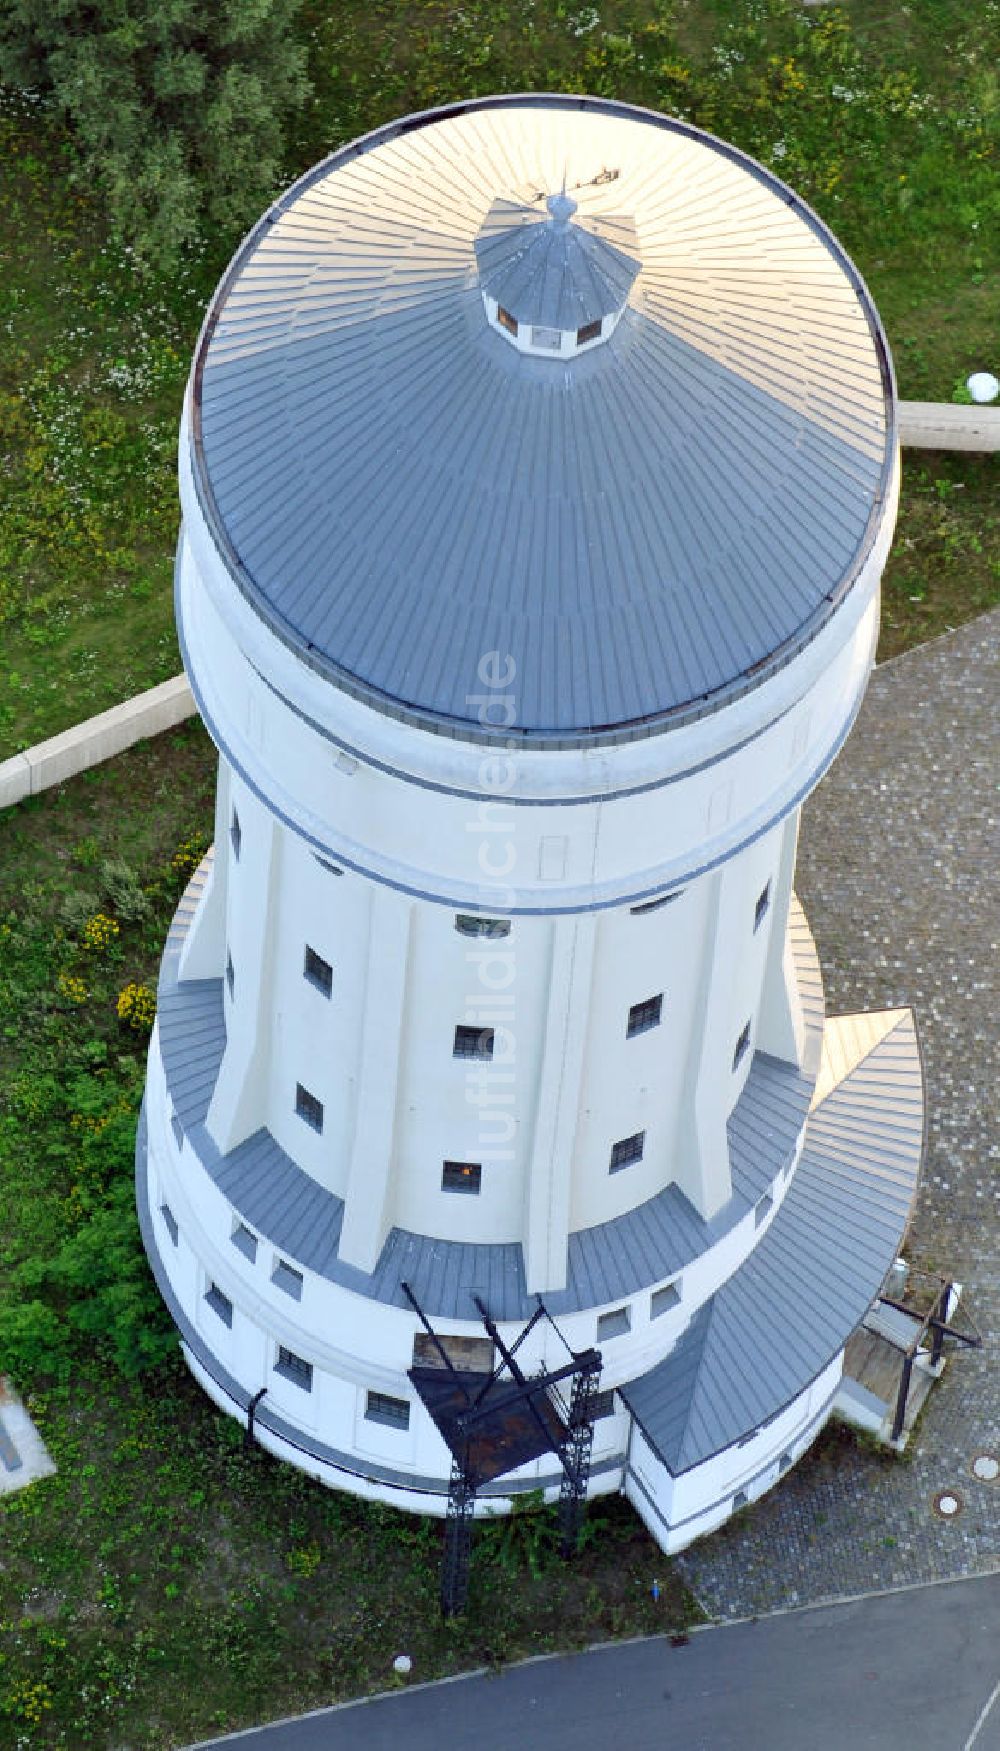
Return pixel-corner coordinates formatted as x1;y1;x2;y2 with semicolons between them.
137;94;923;1548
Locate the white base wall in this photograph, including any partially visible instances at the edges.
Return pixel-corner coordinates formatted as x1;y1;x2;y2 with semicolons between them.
623;1353;843;1555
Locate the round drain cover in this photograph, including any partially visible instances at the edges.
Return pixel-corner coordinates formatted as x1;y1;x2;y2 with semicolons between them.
971;1454;1000;1483
932;1490;963;1519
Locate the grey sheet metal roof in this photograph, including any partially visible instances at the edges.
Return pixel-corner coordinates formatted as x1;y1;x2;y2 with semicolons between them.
157;860;825;1322
475;193;641;328
619;1010;924;1474
135;1100;625;1501
190;94;894;749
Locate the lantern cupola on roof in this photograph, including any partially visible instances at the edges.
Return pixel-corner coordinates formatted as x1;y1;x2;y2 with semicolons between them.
475;184;641;357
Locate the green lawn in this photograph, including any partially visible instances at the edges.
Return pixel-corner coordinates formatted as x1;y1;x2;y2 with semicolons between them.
1;0;998;758
0;722;698;1746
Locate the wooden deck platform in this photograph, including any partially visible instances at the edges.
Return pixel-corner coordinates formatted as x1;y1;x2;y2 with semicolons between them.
842;1325;936;1439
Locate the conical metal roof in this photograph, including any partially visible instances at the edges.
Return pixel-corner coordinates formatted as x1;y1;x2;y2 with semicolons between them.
191;95;895;748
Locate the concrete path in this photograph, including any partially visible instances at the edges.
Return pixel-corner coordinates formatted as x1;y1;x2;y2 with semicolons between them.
191;1573;1000;1750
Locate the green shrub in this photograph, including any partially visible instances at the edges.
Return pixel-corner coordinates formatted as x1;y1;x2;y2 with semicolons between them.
0;0;312;271
100;857;151;924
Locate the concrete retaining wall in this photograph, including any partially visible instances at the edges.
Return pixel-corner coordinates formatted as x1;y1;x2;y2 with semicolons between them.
898;400;1000;452
0;673;197;811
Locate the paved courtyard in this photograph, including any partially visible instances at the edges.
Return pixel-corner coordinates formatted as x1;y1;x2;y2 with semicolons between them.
678;607;1000;1619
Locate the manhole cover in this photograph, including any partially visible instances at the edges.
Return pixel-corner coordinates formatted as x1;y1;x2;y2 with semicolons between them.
971;1453;1000;1483
932;1489;963;1519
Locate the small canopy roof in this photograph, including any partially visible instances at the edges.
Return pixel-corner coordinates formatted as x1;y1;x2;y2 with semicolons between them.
474;190;640;329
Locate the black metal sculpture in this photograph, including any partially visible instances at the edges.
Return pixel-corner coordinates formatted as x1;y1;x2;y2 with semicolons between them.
402;1282;602;1616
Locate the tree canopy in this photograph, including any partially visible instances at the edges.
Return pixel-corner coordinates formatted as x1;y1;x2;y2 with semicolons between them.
0;0;310;270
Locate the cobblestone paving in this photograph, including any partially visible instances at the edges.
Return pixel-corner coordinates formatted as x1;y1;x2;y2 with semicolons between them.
677;609;1000;1620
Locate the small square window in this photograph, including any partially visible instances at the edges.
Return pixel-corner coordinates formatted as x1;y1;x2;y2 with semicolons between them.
609;1131;645;1174
590;1388;617;1420
304;944;333;997
365;1391;410;1430
778;1451;792;1473
453;1025;494;1061
442;1160;482;1194
733;1022;752;1072
497;305;518;336
596;1307;631;1342
160;1202;178;1247
733;1490;749;1510
272;1259;304;1301
275;1345;312;1391
627;994;663;1038
205;1282;233;1328
226;950;235;999
651;1281;681;1319
296;1083;323;1132
455;915;510;939
231;1221;258;1263
754;881;772;932
230;807;242;861
532;324;562;351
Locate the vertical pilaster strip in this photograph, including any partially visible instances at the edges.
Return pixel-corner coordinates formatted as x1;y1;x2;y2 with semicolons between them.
206;803;281;1153
756;811;807;1069
178;755;229;982
336;887;412;1272
523;914;597;1295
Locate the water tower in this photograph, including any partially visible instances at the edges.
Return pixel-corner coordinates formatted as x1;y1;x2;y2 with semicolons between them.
138;95;924;1562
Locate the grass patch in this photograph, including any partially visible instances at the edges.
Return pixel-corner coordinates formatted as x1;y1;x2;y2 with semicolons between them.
0;728;698;1745
880;454;1000;659
1;1;999;757
1;5;1000;759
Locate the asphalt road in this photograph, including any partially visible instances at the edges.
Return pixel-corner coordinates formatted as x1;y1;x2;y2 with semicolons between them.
193;1573;1000;1751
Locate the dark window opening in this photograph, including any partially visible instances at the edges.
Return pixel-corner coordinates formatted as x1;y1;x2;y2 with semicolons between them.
627;994;663;1038
231;1222;258;1263
304;944;333;997
497;305;518;336
365;1391;410;1430
272;1259;304;1301
160;1203;178;1246
442;1160;482;1194
455;915;510;938
453;1025;494;1061
754;880;772;932
226;950;234;999
630;891;680;915
577;318;603;345
295;1083;324;1132
275;1346;312;1390
609;1131;645;1174
596;1307;631;1341
230;808;241;861
205;1283;233;1328
733;1023;752;1072
590;1388;617;1420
